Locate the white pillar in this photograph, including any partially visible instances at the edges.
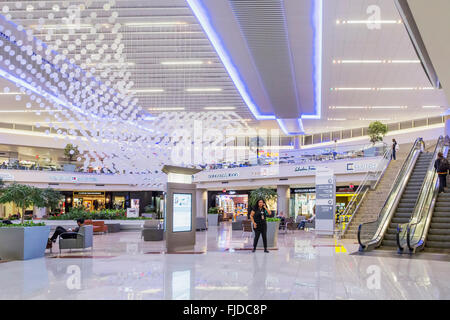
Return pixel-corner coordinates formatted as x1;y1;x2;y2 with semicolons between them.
445;115;450;137
196;189;207;217
277;185;290;217
294;136;301;149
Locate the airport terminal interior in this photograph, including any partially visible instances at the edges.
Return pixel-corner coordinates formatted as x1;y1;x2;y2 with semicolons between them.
0;0;450;301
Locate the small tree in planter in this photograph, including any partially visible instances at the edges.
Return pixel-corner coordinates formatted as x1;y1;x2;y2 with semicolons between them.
0;183;44;223
41;188;64;215
64;143;80;162
368;121;388;144
249;188;277;211
0;184;50;260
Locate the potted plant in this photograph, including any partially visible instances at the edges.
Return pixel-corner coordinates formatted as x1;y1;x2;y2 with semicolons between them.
368;121;388;144
263;217;281;248
207;207;219;226
63;143;79;172
39;188;64;217
249;188;277;212
249;188;279;248
0;184;50;260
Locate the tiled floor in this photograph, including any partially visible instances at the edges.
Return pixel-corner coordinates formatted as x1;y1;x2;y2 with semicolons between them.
0;223;449;300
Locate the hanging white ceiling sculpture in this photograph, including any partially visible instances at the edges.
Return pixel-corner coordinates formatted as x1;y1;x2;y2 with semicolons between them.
0;1;250;188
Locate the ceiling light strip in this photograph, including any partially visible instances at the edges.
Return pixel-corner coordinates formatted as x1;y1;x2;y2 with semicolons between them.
186;0;275;121
301;0;322;120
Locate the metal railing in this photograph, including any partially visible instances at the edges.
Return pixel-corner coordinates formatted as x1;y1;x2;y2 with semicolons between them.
397;136;450;253
203;142;388;170
357;138;425;251
337;146;393;239
301;115;444;146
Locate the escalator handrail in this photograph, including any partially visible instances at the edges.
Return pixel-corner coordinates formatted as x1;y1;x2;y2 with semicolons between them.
339;146;392;238
406;136;450;252
396;136;445;251
358;137;425;251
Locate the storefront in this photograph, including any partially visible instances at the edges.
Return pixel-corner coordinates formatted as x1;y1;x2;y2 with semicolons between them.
208;190;251;220
289;187;316;219
61;190;164;214
290;186;357;222
73;191;106;211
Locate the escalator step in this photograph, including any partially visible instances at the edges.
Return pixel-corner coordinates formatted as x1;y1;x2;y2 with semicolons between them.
427;235;450;242
431;217;450;223
384;233;396;240
430;222;450;229
392;218;410;223
432;211;450;217
380;240;397;248
428;228;450;235
425;241;450;249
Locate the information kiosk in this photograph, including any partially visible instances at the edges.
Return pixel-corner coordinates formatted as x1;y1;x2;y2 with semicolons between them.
162;165;202;253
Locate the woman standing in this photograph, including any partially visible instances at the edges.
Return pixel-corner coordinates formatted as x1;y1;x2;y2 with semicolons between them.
250;199;270;253
392;139;399;160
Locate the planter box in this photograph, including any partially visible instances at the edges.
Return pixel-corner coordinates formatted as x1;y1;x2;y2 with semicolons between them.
0;226;50;260
256;221;280;248
207;214;219;226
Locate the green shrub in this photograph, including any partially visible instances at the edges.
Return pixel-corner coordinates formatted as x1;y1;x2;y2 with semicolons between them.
0;221;46;227
48;208;127;220
266;218;281;222
208;207;219;214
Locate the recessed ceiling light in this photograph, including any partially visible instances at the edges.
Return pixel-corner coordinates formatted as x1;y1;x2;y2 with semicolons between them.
186;88;222;92
125;22;187;27
327;118;347;121
87;62;135;67
329;106;407;109
31;24;93;30
0;92;23;95
332;87;434;91
422;106;443;109
204;106;236;110
0;110;61;113
131;89;165;93
338;20;402;24
371;106;408;109
359;118;392;121
161;61;204;65
148;107;185;111
333;59;420;64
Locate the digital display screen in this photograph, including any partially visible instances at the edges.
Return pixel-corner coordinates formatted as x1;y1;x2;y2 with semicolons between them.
173;193;192;232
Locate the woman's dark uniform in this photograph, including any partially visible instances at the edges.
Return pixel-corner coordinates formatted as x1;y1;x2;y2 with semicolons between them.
253;206;268;250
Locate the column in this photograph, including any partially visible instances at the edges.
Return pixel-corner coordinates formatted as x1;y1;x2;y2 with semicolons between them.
196;188;207;217
445;114;450;137
293;136;301;149
277;185;290;216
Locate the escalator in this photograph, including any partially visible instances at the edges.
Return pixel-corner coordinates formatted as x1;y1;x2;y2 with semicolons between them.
397;136;450;253
379;152;433;249
358;138;428;251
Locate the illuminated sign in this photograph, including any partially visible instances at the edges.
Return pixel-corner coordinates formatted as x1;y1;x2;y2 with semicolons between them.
173;193;192;233
207;172;239;179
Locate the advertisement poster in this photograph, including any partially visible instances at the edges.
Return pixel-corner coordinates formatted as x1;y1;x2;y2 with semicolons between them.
173;193;192;232
131;199;140;209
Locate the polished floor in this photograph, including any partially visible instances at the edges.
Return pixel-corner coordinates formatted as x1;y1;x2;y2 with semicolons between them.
0;223;449;300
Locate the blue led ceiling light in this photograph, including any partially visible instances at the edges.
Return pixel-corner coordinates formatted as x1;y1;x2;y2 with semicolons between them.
186;0;323;135
301;0;322;120
186;0;275;121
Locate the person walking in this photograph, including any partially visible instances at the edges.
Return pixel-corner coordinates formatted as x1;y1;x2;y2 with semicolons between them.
435;152;449;193
250;199;270;253
392;139;399;160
